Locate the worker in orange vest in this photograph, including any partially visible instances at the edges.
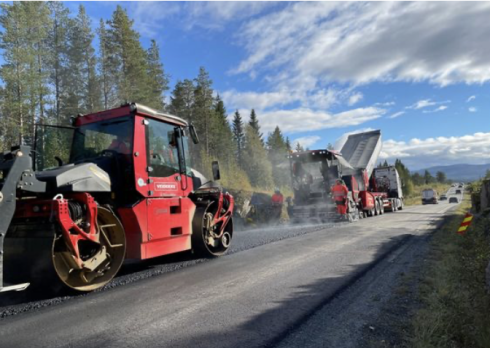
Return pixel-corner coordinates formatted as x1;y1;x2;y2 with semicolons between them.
332;179;349;215
271;188;284;221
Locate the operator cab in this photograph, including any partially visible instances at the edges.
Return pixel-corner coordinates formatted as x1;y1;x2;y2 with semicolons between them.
288;150;345;204
33;103;200;207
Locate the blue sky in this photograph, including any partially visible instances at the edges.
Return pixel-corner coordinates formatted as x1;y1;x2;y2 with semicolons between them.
68;1;490;170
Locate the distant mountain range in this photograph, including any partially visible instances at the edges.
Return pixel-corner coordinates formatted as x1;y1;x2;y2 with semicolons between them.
414;163;490;182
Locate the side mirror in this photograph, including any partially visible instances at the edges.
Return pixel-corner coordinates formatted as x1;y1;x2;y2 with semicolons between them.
212;161;221;181
189;124;199;144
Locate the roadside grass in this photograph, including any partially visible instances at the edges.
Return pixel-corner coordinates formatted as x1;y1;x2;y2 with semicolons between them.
409;197;490;348
404;183;452;206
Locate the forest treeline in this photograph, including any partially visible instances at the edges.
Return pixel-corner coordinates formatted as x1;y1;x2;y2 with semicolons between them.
0;2;422;193
0;2;295;191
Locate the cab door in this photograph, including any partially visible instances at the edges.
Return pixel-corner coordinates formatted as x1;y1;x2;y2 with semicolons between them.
143;118;194;258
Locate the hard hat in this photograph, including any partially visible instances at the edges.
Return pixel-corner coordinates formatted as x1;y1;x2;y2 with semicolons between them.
275;187;280;193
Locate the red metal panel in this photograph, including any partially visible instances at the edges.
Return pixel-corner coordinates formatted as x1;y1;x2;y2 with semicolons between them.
75;106;132;126
118;200;147;260
359;191;375;210
143;197;195;259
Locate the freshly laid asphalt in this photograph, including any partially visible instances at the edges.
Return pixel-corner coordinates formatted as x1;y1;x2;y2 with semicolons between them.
0;199;458;348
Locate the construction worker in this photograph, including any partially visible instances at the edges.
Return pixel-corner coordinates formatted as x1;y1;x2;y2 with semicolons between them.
332;179;349;215
108;132;131;155
271;188;284;205
271;188;284;222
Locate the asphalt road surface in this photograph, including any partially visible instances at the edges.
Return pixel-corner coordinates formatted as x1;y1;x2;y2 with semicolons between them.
0;200;458;348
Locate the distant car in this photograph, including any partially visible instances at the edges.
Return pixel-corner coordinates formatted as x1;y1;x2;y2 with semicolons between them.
456;189;462;194
440;195;447;200
449;197;459;203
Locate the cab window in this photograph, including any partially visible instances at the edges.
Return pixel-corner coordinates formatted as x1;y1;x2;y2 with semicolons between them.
146;119;180;177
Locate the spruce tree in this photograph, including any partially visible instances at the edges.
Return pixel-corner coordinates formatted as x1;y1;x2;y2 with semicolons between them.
249;109;263;144
267;126;289;187
242;125;274;188
211;95;234;164
169;79;195;121
146;39;169;110
232;110;245;167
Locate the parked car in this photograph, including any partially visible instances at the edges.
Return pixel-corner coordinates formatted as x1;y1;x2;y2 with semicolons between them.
440;194;447;200
449;196;459;203
456;189;462;194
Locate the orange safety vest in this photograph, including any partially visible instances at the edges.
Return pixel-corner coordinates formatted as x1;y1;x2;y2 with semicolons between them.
332;184;348;201
271;193;284;204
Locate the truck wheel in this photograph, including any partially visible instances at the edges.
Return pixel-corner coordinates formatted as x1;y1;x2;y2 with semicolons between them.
379;200;385;214
399;200;404;210
192;203;233;257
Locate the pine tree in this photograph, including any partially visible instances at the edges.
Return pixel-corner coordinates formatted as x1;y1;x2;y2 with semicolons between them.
146;39;169;110
65;5;101;116
97;19;117;109
242;125;274;188
436;171;446;183
411;172;424;186
0;2;51;145
47;2;70;122
295;142;304;152
232;110;245;166
424;170;434;184
327;143;334;150
106;5;151;105
192;67;214;156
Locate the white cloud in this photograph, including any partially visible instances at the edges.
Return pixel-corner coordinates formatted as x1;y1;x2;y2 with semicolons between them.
129;2;181;37
467;95;476;102
379;132;490;169
348;92;363;106
234;2;490;87
374;102;395;107
183;2;277;30
292;136;321;149
469;107;477;112
257;107;385;134
407;99;450;110
221;90;297;110
422;105;448;113
388;111;405;119
129;2;276;36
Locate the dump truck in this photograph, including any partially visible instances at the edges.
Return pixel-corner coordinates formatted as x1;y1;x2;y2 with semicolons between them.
0;103;234;293
287;130;403;222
